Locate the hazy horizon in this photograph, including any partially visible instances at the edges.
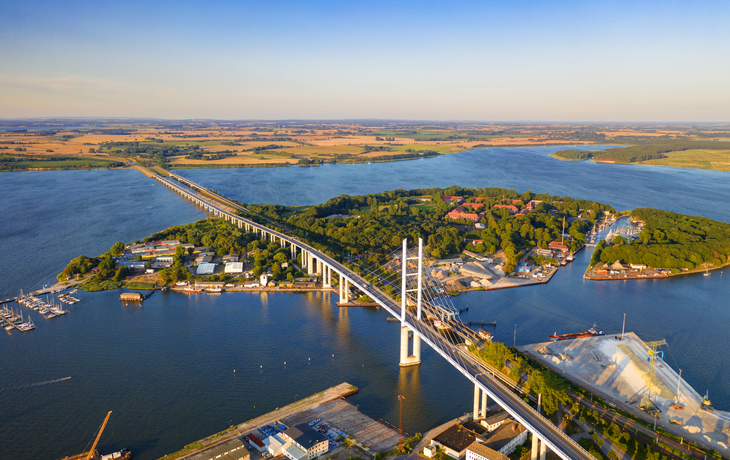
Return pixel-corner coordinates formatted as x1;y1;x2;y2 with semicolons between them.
2;0;729;121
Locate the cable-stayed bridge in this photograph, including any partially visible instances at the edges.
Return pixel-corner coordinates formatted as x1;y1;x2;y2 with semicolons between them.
146;167;593;460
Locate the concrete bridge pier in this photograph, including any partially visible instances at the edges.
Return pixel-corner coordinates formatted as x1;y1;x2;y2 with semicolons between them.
322;266;332;288
530;394;547;460
307;252;314;275
399;327;421;367
338;275;350;303
473;384;488;420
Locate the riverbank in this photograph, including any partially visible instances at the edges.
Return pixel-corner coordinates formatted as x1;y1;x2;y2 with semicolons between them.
584;262;728;281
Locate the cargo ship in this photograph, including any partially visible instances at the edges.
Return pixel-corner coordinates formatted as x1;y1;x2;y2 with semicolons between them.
549;323;604;341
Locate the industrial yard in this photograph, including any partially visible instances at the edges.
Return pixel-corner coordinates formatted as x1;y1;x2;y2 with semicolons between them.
519;333;730;456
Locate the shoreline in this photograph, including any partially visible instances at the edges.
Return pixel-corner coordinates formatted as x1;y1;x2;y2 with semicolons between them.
162;382;359;460
584;262;729;281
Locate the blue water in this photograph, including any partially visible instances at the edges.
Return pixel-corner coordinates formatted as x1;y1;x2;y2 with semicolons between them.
1;147;729;460
178;146;730;221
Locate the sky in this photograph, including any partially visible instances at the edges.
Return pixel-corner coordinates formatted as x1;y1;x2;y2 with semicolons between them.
0;0;728;121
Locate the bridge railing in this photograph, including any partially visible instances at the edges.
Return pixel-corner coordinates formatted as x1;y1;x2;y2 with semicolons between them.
148;169;593;460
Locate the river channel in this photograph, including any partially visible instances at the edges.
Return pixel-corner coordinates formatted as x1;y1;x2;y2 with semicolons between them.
1;146;728;460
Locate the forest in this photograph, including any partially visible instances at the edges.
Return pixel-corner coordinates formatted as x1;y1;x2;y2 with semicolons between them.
593;208;730;270
246;186;613;273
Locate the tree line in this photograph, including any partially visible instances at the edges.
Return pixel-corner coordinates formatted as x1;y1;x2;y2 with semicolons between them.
594;208;730;270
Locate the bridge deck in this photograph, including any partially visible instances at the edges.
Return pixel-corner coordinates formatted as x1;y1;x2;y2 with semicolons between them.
146;167;592;460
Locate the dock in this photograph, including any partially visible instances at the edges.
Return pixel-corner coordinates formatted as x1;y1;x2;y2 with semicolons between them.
163;382;362;460
464;321;497;326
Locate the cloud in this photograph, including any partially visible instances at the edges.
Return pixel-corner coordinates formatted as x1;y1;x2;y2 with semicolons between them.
0;74;125;92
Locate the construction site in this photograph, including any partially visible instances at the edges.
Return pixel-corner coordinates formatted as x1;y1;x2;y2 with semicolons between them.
520;332;730;457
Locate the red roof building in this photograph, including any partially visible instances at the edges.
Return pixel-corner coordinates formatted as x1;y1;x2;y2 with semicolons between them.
446;209;480;221
549;241;570;252
443;195;464;204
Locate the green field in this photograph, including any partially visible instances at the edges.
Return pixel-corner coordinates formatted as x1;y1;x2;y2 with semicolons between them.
637;148;730;171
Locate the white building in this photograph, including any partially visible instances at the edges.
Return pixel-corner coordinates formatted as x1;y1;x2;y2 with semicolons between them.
196;263;216;275
225;262;244;274
280;424;329;460
266;434;288;456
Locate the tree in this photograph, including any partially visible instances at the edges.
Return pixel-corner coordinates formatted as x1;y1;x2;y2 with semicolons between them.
110;241;125;256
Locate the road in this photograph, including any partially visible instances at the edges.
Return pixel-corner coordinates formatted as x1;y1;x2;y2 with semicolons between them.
143;166;593;460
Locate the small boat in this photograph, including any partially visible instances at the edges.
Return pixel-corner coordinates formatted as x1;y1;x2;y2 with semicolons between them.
101;448;132;460
478;329;493;342
550;323;604;341
184;286;203;293
206;287;223;293
704;271;710;276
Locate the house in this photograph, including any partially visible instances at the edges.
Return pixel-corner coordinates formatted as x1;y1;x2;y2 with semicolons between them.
281;424;329;460
492;204;518;214
446;208;480;222
479;412;512;432
535;248;553;257
474;223;485;229
479;420;527;456
243;281;261;288
260;273;269;286
463;203;484;210
526;200;542;211
610;260;627;271
548;241;570;252
120;292;143;302
630;263;647;270
465;441;508;460
196;281;225;289
245;434;266;453
429;424;482;459
443;195;464;205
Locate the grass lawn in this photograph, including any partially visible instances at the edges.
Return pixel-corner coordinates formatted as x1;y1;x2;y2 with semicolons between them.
411;203;439;212
638;149;730;171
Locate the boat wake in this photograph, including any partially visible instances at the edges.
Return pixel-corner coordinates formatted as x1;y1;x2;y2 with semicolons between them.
1;376;71;391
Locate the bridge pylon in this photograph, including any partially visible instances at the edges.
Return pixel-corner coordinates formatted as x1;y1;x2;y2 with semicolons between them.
399;238;423;367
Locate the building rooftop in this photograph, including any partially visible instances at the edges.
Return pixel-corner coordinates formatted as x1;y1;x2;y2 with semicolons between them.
200;438;249;460
466;441;508;460
196;263;217;275
433;425;478;453
284;423;327;449
481;421;525;452
245;433;265;448
481;411;512;427
463;420;489;436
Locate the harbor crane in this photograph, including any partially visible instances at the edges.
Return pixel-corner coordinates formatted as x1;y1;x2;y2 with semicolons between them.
86;411;112;460
642;339;667;415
